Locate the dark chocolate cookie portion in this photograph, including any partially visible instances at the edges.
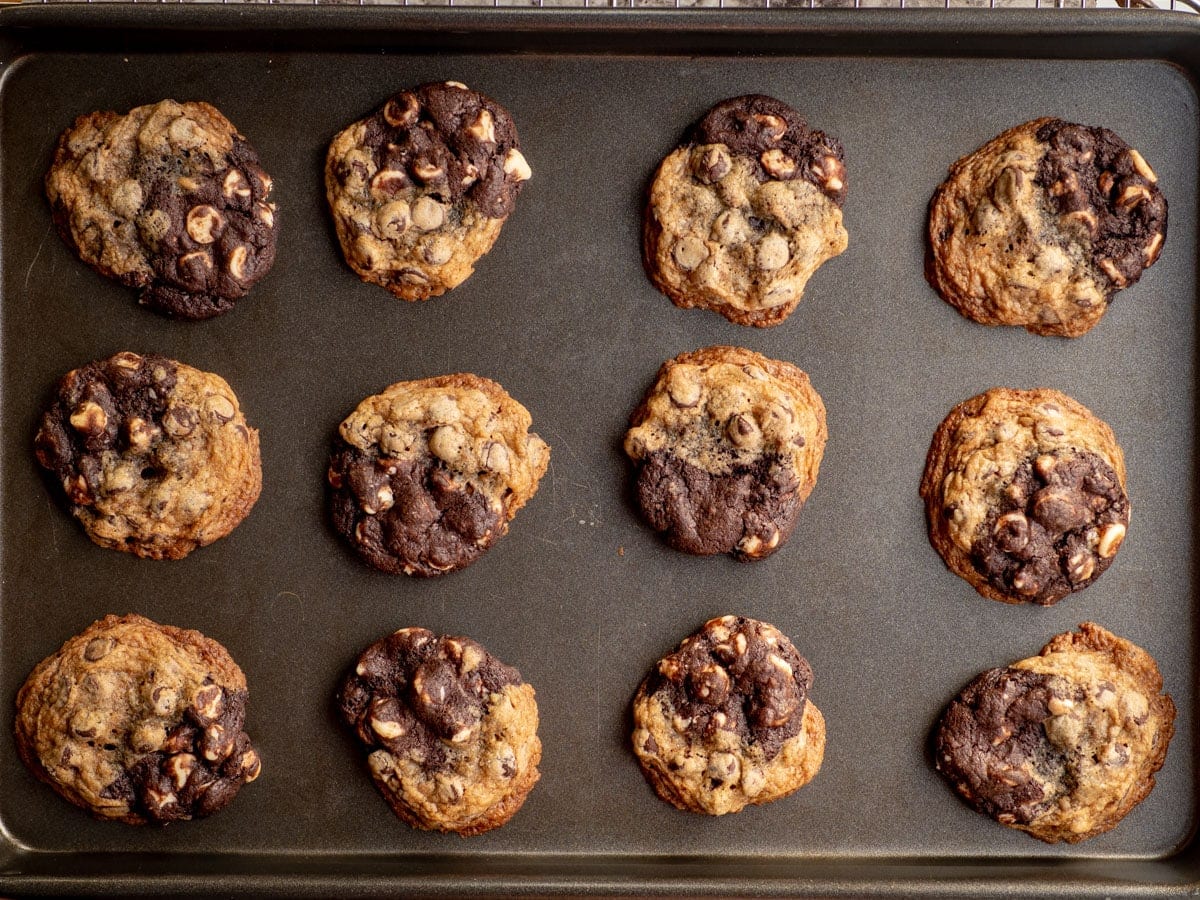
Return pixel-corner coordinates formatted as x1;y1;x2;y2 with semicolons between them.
14;614;261;825
970;449;1129;606
327;374;549;578
33;351;262;560
328;448;503;577
35;353;178;494
692;94;847;205
338;627;542;835
641;616;812;761
325;82;531;300
45;101;279;320
635;450;802;561
934;667;1067;826
1035;120;1167;290
353;82;522;219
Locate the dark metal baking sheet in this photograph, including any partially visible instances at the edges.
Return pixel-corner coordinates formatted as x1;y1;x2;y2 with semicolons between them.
0;6;1198;896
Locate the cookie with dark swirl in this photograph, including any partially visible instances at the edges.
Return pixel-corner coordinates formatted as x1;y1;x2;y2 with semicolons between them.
338;627;541;835
631;616;825;815
927;118;1166;337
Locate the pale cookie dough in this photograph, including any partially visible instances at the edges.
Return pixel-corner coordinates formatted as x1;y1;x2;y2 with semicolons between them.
927;118;1166;338
624;346;826;561
920;387;1128;606
934;622;1175;843
34;352;262;560
632;616;825;815
325;81;530;300
339;627;541;835
328;373;550;577
643;94;848;327
15;614;262;825
46;100;279;320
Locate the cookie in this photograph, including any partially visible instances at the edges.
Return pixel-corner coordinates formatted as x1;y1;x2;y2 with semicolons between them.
325;81;530;300
338;627;541;835
643;94;848;327
45;100;279;320
920;387;1128;606
14;614;261;825
934;622;1175;843
328;374;549;577
927;118;1166;338
34;351;262;560
623;346;826;561
632;616;824;816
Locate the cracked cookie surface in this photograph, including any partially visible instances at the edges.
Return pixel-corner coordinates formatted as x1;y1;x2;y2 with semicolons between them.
624;346;826;561
632;616;824;815
46;100;278;320
15;614;261;825
338;627;540;835
934;622;1174;843
643;94;848;327
920;387;1128;606
325;81;530;300
927;118;1166;338
328;373;549;577
34;351;262;560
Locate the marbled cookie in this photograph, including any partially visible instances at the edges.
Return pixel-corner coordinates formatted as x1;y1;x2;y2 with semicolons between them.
632;616;825;815
325;81;530;300
46;100;278;320
927;118;1166;337
934;622;1174;843
624;346;826;561
15;614;261;825
328;374;549;576
338;627;541;835
643;94;848;327
920;387;1128;606
34;352;262;560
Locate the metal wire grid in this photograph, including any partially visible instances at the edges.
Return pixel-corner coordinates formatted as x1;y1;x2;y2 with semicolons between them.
32;0;1200;24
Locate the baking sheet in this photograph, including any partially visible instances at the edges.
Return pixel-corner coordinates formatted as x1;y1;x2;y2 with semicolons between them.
0;7;1197;896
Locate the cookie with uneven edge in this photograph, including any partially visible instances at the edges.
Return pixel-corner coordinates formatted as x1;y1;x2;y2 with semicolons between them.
338;627;541;835
643;94;848;327
934;622;1175;843
34;351;262;560
15;614;262;825
327;374;549;577
623;346;826;561
325;81;530;300
927;118;1166;338
920;387;1128;606
45;100;279;320
632;616;825;815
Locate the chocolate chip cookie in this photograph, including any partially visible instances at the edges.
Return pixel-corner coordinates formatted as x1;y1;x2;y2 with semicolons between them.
328;374;549;577
643;95;848;327
34;351;262;560
46;100;279;320
632;616;824;816
934;622;1174;843
14;614;261;825
325;81;530;300
623;346;826;561
927;118;1167;338
338;627;541;835
920;387;1128;606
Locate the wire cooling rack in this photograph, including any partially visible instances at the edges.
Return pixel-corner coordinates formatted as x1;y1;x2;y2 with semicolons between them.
27;0;1200;11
